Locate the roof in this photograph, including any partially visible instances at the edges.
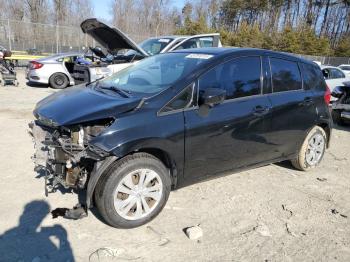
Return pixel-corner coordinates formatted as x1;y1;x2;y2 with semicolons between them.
146;33;220;40
320;65;340;69
170;47;316;65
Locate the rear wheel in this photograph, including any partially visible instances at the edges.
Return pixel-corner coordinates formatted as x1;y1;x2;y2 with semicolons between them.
291;126;327;171
94;153;171;228
49;73;69;89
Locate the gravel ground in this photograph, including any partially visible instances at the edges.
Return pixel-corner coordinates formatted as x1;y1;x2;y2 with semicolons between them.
0;69;349;262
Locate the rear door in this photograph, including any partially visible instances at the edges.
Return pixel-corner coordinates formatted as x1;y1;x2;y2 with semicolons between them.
265;57;316;159
184;56;273;181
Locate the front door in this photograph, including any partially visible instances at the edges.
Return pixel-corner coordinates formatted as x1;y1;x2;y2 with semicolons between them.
184;56;273;181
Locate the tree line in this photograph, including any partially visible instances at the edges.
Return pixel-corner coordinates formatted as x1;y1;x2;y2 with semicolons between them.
0;0;348;57
0;0;93;51
111;0;350;57
174;0;350;57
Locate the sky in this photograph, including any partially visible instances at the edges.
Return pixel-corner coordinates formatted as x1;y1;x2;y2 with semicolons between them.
93;0;186;21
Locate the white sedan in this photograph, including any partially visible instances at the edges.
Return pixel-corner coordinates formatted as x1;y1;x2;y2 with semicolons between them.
338;64;350;76
320;65;350;92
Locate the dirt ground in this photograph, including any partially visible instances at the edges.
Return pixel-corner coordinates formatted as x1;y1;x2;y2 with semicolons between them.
0;69;349;262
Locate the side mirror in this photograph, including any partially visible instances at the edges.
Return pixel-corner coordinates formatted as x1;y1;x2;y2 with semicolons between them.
201;88;226;106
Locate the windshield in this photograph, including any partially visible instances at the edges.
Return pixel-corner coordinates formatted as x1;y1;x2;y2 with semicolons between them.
97;52;213;94
125;37;173;56
140;38;173;55
339;66;350;71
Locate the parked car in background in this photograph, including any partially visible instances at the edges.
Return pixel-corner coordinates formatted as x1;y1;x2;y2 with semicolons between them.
338;64;350;76
26;52;83;89
73;18;222;84
331;81;350;125
321;65;350;92
31;48;332;228
27;48;42;55
0;45;7;52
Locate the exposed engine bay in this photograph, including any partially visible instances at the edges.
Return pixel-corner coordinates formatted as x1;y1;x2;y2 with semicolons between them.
29;119;112;196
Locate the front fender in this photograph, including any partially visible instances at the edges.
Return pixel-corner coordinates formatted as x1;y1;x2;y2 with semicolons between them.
86;156;118;208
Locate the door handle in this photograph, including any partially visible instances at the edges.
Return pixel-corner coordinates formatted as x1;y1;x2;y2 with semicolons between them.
253;105;269;116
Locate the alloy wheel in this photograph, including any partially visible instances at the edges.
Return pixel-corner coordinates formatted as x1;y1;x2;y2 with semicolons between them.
305;133;325;166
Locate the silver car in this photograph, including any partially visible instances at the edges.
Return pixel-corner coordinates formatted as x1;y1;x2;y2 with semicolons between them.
321;65;350;92
26;52;82;89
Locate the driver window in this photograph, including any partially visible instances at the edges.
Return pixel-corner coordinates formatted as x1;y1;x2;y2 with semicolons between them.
330;68;345;79
174;39;198;50
199;56;262;100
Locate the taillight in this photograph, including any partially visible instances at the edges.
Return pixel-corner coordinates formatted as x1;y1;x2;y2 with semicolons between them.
30;61;43;70
324;84;331;105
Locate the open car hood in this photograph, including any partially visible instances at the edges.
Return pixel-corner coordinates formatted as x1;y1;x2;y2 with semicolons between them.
81;18;149;57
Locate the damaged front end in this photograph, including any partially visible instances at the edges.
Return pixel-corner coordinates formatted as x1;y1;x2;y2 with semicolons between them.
29;118;112;197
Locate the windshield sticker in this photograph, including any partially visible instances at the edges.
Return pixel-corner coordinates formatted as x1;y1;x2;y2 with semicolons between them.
185;54;213;59
158;39;170;43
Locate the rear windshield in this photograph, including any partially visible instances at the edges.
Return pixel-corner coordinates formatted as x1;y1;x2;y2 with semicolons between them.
98;52;213;94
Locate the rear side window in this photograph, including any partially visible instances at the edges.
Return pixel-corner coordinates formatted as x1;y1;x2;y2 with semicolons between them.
270;58;302;92
199;56;261;100
300;63;326;91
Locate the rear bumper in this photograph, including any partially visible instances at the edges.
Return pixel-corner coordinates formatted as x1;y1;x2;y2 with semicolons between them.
26;69;48;84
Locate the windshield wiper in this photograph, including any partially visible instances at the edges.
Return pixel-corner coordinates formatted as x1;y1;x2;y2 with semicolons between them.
98;85;131;98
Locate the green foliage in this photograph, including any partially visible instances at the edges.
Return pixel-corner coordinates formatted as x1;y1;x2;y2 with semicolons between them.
275;27;301;53
227;22;264;48
175;15;213;35
175;17;332;56
174;0;349;57
334;35;350;57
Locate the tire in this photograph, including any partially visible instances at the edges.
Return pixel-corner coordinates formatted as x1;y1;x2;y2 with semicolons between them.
291;126;327;171
94;153;171;228
49;73;69;89
331;109;344;126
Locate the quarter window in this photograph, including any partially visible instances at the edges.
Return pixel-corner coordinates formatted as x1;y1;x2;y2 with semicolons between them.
270;58;302;92
300;63;327;91
198;56;262;100
161;85;194;113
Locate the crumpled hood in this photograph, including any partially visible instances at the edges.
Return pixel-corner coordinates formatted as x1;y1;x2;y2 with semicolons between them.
34;85;142;126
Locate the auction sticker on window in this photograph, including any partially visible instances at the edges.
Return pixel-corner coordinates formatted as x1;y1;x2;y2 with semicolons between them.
185;54;213;59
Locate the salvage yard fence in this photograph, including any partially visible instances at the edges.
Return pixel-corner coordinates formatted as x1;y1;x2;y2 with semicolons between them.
0;19;150;55
0;19;349;66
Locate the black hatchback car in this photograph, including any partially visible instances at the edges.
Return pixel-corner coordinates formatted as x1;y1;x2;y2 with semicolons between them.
31;48;332;228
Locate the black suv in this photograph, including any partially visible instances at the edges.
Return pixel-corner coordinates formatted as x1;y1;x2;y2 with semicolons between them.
31;48;332;228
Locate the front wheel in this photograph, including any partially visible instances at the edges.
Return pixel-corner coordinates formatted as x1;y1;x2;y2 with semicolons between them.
94;153;171;228
291;126;327;171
